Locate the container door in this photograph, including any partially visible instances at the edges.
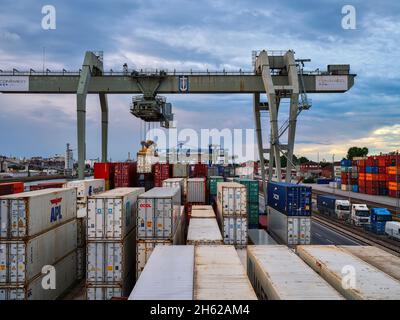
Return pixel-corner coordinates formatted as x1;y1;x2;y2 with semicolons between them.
106;198;122;239
9;242;26;283
105;242;122;282
0;243;8;283
137;199;154;239
11;200;26;238
155;198;172;238
0;200;9;237
87;242;104;282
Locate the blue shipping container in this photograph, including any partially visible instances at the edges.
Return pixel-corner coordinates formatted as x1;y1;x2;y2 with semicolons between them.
352;185;359;193
370;208;392;235
365;166;378;174
316;194;337;214
340;159;352;167
267;182;312;216
317;178;333;185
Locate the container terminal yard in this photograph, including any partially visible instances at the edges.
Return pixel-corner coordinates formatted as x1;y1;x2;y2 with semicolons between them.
0;1;399;309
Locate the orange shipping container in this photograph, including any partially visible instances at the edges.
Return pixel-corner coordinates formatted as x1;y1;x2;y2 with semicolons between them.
387;166;400;175
365;173;374;181
358;173;365;180
378;174;387;181
388;182;400;191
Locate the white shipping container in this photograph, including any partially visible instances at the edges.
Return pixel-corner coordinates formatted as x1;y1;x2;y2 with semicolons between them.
173;164;189;177
340;245;400;282
187;178;206;203
194;245;257;300
136;240;172;279
129;246;194;300
187;218;223;245
162;178;186;200
0;250;77;300
0;188;77;239
86;284;122;300
87;187;145;240
221;217;247;246
267;206;311;245
0;219;77;284
385;221;400;240
216;182;247;216
137;154;153;173
137;187;181;239
64;179;105;202
297;245;400;300
247;245;343;300
86;229;135;287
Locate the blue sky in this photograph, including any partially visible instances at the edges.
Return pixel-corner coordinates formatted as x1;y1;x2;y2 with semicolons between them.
0;0;399;161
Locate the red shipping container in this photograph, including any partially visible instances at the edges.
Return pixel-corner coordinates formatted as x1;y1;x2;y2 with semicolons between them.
366;187;378;195
259;215;267;230
114;162;137;188
0;182;24;195
189;164;208;178
29;182;64;191
358;186;366;194
94;162;115;189
388;190;400;198
153;163;170;187
388;174;399;182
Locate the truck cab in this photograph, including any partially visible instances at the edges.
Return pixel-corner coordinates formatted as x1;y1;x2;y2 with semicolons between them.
336;199;351;220
370;208;392;234
351;204;370;226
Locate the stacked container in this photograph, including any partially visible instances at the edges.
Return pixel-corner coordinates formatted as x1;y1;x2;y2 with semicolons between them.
136;187;183;279
234;178;259;229
113;162;137;188
0;188;78;300
189;164;208;178
86;187;144;300
162;177;186;202
0;182;24;196
172;164;189;178
216;182;247;247
64;179;105;280
208;176;224;205
207;166;218;178
94;162;115;190
29;182;64;191
340;159;353;191
388;166;400;198
267;181;312;245
153;163;170;187
357;159;366;194
187;178;207;204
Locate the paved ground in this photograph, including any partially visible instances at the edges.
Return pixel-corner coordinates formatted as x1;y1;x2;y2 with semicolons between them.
311;220;363;246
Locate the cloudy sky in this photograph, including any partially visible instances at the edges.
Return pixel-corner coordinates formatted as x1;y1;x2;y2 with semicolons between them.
0;0;399;162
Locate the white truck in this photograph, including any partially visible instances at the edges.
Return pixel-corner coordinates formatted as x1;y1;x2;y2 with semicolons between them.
316;195;350;220
385;221;400;241
351;204;370;226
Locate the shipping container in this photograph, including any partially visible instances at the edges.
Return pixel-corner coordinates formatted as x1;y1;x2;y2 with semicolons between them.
194;245;257;300
0;182;24;196
162;178;186;200
0;250;77;300
77;215;86;246
247;245;343;300
94;163;115;190
136;240;172;279
153;163;170;187
0;188;77;239
208;176;224;196
267;182;311;216
297;245;400;300
87;187;145;240
207;166;219;178
216;182;247;216
187;178;206;203
219;216;247;246
29;182;65;191
114;162;137;188
86;284;123;300
173;164;189;177
77;246;85;281
191;208;215;219
129;246;194;300
0;219;77;284
187;218;223;245
267;206;311;245
137;187;181;239
189;164;208;178
86;229;135;291
233;178;259;203
340;246;400;282
137;154;153;173
64;179;105;202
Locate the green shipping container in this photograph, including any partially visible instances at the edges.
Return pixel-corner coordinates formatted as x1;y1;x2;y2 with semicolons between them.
234;178;259;203
248;202;259;225
208;176;224;195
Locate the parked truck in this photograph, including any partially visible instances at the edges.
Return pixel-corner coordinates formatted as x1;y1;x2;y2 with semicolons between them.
370;208;392;235
385;221;400;241
350;204;370;226
316;195;350;220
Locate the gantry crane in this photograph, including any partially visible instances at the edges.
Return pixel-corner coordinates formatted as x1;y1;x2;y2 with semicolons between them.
0;50;355;206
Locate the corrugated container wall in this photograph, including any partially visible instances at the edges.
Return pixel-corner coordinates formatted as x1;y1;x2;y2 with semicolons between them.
216;182;247;216
173;164;189;178
187;178;206;203
0;188;77;239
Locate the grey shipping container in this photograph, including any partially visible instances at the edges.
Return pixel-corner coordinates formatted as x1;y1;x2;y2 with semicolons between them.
187;178;206;203
137;187;181;239
136;240;173;279
173;164;189;177
86;284;122;300
0;250;77;300
87;187;145;240
0;188;77;239
129;246;194;300
0;219;77;284
267;206;311;245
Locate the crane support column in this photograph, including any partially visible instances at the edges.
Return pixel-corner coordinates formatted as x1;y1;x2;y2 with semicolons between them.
285;51;300;183
76;51;104;179
99;93;108;162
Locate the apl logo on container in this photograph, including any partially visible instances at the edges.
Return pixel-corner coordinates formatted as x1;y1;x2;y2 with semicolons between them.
50;198;62;222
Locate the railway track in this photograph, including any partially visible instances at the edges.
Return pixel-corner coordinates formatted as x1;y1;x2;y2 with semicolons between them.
312;213;400;257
